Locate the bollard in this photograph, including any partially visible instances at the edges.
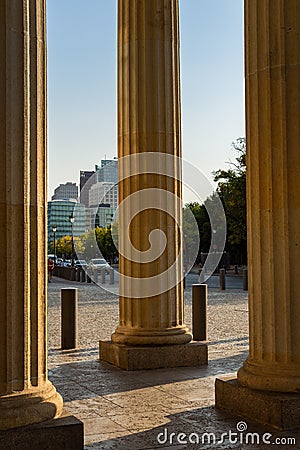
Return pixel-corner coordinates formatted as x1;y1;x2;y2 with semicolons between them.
61;288;78;349
94;269;98;284
70;267;76;281
243;268;248;291
234;265;238;275
76;268;81;282
220;268;226;290
192;284;208;341
81;269;86;283
87;269;92;283
101;268;106;284
109;267;114;285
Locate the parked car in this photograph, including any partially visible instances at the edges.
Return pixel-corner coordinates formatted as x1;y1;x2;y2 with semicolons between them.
75;260;88;270
62;259;72;267
88;258;110;273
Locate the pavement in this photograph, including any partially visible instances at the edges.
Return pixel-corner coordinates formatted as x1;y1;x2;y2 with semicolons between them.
48;276;299;449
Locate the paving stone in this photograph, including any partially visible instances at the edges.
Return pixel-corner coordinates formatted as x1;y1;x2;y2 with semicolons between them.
47;278;300;449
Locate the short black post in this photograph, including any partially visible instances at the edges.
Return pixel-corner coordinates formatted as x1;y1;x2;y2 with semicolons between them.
101;268;106;284
243;268;248;291
94;269;98;284
76;268;80;282
109;267;114;285
234;265;238;275
81;269;86;282
71;267;77;281
192;284;208;341
87;268;92;283
220;268;226;290
61;288;78;349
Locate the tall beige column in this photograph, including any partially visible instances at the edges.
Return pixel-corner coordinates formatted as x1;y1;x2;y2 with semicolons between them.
216;0;300;429
111;0;191;347
238;0;300;393
0;0;63;430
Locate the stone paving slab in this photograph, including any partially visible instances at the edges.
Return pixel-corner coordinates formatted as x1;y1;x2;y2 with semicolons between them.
48;277;300;449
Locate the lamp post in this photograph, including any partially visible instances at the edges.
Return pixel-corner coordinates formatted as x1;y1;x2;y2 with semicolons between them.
69;214;75;267
52;225;57;263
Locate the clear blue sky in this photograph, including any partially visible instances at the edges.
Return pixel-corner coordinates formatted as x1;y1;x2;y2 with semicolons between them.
47;0;245;202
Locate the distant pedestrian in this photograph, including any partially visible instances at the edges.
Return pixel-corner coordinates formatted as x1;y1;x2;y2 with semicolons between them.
48;258;54;282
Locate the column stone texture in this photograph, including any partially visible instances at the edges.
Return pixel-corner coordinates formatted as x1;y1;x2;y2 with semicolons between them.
112;0;192;346
0;0;63;429
238;0;300;392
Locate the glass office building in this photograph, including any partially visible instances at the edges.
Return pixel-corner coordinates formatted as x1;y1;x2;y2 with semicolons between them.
48;200;86;250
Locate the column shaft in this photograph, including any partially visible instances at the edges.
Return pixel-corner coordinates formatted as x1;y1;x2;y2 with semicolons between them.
0;0;62;429
238;0;300;392
112;0;191;345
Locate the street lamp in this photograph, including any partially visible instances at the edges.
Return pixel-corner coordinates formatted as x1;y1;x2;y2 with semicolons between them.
52;225;57;262
69;214;75;267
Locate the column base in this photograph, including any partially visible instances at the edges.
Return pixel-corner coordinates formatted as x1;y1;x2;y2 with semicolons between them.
99;340;208;370
215;376;300;430
0;381;63;430
0;412;83;450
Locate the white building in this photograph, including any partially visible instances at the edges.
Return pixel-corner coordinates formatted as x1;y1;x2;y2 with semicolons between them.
89;182;118;208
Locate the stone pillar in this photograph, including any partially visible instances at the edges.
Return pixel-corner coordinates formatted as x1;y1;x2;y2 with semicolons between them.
100;0;207;369
215;0;300;429
0;0;63;430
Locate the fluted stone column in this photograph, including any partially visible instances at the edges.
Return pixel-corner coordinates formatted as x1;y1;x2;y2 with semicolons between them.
100;0;207;369
216;0;300;429
0;0;63;430
112;0;191;346
239;0;300;394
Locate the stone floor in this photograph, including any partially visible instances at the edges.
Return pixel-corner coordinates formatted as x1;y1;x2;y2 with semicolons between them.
48;277;299;449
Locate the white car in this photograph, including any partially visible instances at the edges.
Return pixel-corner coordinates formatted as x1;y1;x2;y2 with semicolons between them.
88;258;110;273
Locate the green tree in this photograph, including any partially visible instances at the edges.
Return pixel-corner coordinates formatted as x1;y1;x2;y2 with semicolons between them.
95;226;118;264
213;137;247;264
50;235;85;258
184;202;211;256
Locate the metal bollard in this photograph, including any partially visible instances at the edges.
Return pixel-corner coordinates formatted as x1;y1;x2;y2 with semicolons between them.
61;288;78;349
76;268;80;282
101;268;106;284
234;265;238;275
93;269;97;284
72;267;77;281
192;284;208;341
81;269;86;282
87;269;92;283
109;267;114;285
243;268;248;291
220;268;226;290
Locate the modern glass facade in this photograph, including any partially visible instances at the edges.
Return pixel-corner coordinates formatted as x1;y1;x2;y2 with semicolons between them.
48;200;86;250
86;206;116;230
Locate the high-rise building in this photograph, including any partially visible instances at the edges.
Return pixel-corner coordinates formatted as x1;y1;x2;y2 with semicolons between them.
48;200;86;250
89;182;118;209
80;158;118;230
51;182;78;201
96;158;118;184
86;205;116;229
79;170;95;207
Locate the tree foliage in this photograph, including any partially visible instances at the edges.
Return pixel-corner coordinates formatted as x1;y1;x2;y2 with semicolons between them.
184;137;247;266
213;137;247;264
